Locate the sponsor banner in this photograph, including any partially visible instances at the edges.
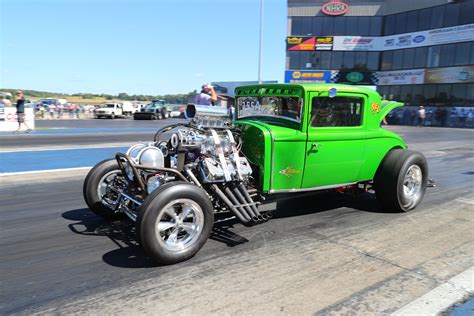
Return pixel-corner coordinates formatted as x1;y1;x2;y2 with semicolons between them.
0;107;35;131
424;66;474;84
284;70;332;83
333;36;380;51
332;23;474;51
331;71;377;85
375;69;425;85
287;36;333;51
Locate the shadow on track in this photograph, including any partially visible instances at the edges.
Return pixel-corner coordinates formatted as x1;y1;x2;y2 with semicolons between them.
62;192;385;268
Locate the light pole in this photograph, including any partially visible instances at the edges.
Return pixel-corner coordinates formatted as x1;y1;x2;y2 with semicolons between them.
258;0;264;84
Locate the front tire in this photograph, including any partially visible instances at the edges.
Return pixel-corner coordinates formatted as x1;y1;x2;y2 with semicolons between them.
110;113;115;119
375;149;428;212
137;182;214;265
83;159;123;219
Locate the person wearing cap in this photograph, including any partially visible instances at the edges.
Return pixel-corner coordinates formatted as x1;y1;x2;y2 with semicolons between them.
15;90;32;133
195;83;217;106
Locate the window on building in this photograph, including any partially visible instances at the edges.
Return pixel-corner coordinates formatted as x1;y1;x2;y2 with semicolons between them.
300;51;311;69
418;8;432;31
289;51;300;69
412;85;424;104
395;13;407;34
451;84;467;103
331;52;343;69
467;84;474;103
400;85;413;103
459;1;474;25
403;48;415;69
431;6;445;29
358;17;371;35
291;17;303;35
367;52;379;70
320;52;331;70
332;16;345;35
427;46;441;68
310;97;363;127
471;42;474;65
384;15;396;35
406;11;418;33
354;52;367;70
392;50;403;69
423;85;437;102
342;52;355;69
381;51;393;70
312;17;323;35
437;84;452;103
310;51;321;68
300;17;313;35
440;44;455;67
414;47;427;68
454;42;471;66
377;86;389;100
390;85;401;100
369;16;382;36
345;17;358;35
321;17;334;35
444;3;460;27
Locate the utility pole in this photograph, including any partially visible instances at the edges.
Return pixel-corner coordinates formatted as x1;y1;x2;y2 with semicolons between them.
258;0;264;84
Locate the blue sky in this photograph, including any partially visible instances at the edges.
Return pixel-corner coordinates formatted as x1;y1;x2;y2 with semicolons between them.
1;0;287;95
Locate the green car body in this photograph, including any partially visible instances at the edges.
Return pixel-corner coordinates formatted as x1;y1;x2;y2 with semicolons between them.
234;83;406;194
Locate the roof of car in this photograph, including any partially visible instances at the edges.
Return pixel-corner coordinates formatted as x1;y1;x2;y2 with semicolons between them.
235;83;378;96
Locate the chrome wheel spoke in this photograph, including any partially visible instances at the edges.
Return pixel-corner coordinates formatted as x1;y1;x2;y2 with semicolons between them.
180;206;193;221
167;228;179;243
158;221;175;232
163;206;177;219
181;222;196;234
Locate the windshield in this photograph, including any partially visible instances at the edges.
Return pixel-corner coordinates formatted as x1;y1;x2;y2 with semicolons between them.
104;104;115;108
237;96;302;122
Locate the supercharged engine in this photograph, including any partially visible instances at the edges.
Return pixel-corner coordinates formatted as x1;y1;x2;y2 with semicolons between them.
109;104;271;227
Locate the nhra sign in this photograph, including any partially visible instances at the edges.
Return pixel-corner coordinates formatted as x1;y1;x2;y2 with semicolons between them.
284;70;332;83
287;36;333;51
321;0;349;16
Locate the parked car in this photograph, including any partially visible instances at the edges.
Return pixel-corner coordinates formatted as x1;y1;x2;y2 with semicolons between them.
84;84;430;265
133;99;171;120
94;102;135;119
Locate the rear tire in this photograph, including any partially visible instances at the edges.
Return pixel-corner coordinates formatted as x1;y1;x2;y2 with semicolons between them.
83;159;123;219
374;149;428;212
137;182;214;265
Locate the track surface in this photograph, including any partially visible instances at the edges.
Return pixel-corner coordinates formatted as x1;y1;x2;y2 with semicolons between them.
1;123;473;315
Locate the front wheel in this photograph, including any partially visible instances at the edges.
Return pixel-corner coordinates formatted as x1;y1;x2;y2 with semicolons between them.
110;113;115;119
137;182;214;265
83;159;123;219
375;149;428;212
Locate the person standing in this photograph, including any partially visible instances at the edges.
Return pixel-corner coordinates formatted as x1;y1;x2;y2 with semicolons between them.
417;105;426;127
194;83;217;106
15;90;31;133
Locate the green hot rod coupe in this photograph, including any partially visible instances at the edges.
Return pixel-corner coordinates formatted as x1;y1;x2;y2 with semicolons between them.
83;84;429;264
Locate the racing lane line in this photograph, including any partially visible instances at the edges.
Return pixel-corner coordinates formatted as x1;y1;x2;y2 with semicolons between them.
391;266;474;316
0;167;93;177
0;144;131;153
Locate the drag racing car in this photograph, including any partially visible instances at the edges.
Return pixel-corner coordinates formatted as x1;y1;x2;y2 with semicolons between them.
133;99;171;120
84;84;429;265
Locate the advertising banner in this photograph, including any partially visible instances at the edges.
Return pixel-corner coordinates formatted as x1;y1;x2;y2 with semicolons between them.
331;23;474;51
375;69;425;85
0;107;35;131
287;36;333;51
333;36;380;51
331;71;376;85
424;66;474;84
284;70;332;83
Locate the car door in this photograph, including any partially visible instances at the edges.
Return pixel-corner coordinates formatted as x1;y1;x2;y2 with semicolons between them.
301;92;367;188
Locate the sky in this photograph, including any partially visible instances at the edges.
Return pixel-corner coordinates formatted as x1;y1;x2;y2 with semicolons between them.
0;0;287;95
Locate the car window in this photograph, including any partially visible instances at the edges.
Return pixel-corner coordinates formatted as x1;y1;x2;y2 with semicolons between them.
311;97;363;127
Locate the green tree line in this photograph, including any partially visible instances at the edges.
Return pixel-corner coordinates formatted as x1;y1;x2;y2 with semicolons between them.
0;89;198;104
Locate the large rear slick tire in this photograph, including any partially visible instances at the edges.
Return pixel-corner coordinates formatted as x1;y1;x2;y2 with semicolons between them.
137;182;214;265
83;159;123;219
374;149;428;212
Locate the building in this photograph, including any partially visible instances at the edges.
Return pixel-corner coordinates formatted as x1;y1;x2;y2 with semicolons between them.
286;0;474;112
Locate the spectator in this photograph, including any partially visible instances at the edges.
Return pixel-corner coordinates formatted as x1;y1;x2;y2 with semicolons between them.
417;105;426;127
195;83;217;106
57;102;64;119
14;90;31;133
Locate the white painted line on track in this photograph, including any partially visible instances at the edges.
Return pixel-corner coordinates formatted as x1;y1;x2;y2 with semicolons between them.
0;167;92;177
392;266;474;316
